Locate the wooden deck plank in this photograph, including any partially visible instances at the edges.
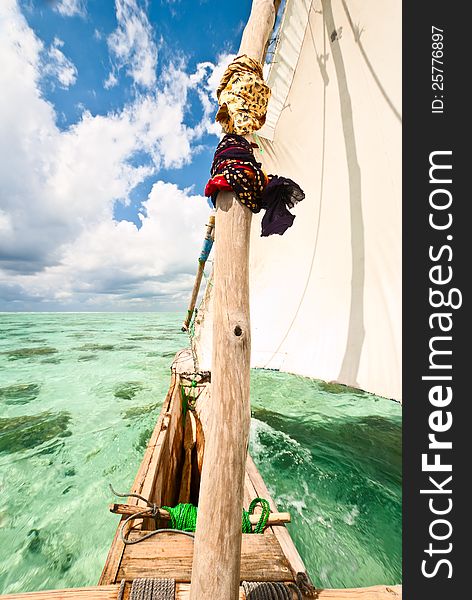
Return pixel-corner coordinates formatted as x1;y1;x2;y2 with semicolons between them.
0;584;402;600
117;532;292;583
0;586;119;600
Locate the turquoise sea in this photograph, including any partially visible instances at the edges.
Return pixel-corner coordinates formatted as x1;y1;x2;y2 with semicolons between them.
0;313;401;594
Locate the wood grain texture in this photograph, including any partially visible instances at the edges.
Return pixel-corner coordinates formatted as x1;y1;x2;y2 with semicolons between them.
193;383;211;439
189;189;253;600
153;385;184;510
239;0;281;62
178;410;197;503
117;532;291;583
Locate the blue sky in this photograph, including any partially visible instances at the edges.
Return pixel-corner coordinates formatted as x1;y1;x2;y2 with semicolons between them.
0;0;257;311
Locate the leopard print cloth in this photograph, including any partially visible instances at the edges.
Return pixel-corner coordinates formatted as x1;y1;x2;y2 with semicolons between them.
216;55;271;135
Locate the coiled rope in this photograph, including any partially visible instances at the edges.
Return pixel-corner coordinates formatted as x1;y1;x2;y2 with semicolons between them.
129;578;176;600
162;503;197;532
246;498;271;534
242;581;303;600
119;579;303;600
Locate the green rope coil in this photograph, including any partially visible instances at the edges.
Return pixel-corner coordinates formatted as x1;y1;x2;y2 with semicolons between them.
162;499;271;534
162;503;198;532
246;498;271;534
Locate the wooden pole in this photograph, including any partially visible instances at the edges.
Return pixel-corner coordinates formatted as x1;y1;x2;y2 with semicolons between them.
182;215;215;332
190;2;280;599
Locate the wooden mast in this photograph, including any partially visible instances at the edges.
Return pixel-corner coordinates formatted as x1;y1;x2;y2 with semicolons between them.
189;2;280;600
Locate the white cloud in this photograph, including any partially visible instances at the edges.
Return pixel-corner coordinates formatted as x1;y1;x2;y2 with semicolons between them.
0;0;225;310
0;0;62;271
107;0;158;89
53;0;87;18
43;37;78;88
17;182;211;307
104;71;118;89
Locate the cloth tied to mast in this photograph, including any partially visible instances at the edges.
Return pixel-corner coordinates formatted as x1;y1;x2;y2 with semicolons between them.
205;134;305;237
216;55;270;135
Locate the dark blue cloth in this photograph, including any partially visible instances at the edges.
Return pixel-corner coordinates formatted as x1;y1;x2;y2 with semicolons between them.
260;176;305;236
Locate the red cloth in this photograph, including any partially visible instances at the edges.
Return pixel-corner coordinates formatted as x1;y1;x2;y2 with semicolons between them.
205;167;268;198
204;175;232;197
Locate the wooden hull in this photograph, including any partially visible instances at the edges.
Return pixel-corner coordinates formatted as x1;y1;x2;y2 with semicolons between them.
0;585;402;600
0;351;402;599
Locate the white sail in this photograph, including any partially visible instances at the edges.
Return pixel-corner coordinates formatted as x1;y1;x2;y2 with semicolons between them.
193;0;402;402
